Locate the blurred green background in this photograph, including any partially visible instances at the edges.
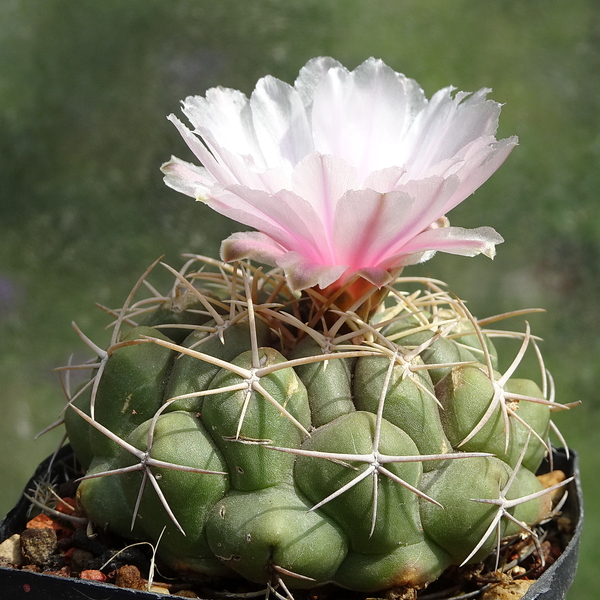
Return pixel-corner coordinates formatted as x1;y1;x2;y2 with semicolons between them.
0;0;597;597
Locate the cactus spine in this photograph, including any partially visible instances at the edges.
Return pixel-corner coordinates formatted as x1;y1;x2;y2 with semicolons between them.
62;256;571;593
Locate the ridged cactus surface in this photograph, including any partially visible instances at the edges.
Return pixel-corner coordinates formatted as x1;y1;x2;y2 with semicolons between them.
63;257;569;593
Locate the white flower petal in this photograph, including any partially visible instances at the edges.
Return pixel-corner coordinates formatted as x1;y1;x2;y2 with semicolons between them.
294;57;344;108
401;87;507;177
250;75;314;168
311;58;427;179
161;156;213;199
195;126;288;192
363;166;406;193
181;88;264;165
166;114;235;186
447;137;518;211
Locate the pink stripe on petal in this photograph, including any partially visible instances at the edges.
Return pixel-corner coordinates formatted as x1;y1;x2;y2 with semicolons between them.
205;188;302;242
277;252;348;291
332;189;414;268
291;153;359;254
385;176;460;242
332;178;460;269
209;186;329;263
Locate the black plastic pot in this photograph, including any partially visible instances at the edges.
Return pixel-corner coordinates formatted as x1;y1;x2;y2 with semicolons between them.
522;447;582;600
0;446;582;600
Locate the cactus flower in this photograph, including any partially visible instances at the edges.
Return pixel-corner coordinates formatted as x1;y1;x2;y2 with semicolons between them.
162;57;516;292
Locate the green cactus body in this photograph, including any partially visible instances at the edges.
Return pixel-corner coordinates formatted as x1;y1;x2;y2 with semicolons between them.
63;258;568;593
89;326;176;458
436;366;550;470
205;483;348;587
288;337;355;427
295;411;423;553
419;456;513;564
202;347;311;491
163;319;272;412
121;411;230;575
353;355;451;463
333;539;452;592
77;455;145;540
139;290;217;343
381;314;478;385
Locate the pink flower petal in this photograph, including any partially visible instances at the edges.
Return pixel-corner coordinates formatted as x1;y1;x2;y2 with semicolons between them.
385;225;505;267
276;252;348;291
291;153;360;246
208;185;330;264
363;166;406;193
331;177;460;269
220;231;287;265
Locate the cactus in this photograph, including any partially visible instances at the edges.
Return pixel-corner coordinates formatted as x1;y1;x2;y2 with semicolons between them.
61;255;572;594
53;57;576;596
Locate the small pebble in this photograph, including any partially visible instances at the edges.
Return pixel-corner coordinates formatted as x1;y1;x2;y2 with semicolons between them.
80;569;107;582
481;579;535;600
44;554;66;571
71;527;106;555
21;527;57;567
0;534;23;566
26;513;72;539
57;536;74;553
0;556;14;568
149;583;171;594
70;548;95;572
55;497;77;516
115;564;146;590
537;470;567;504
